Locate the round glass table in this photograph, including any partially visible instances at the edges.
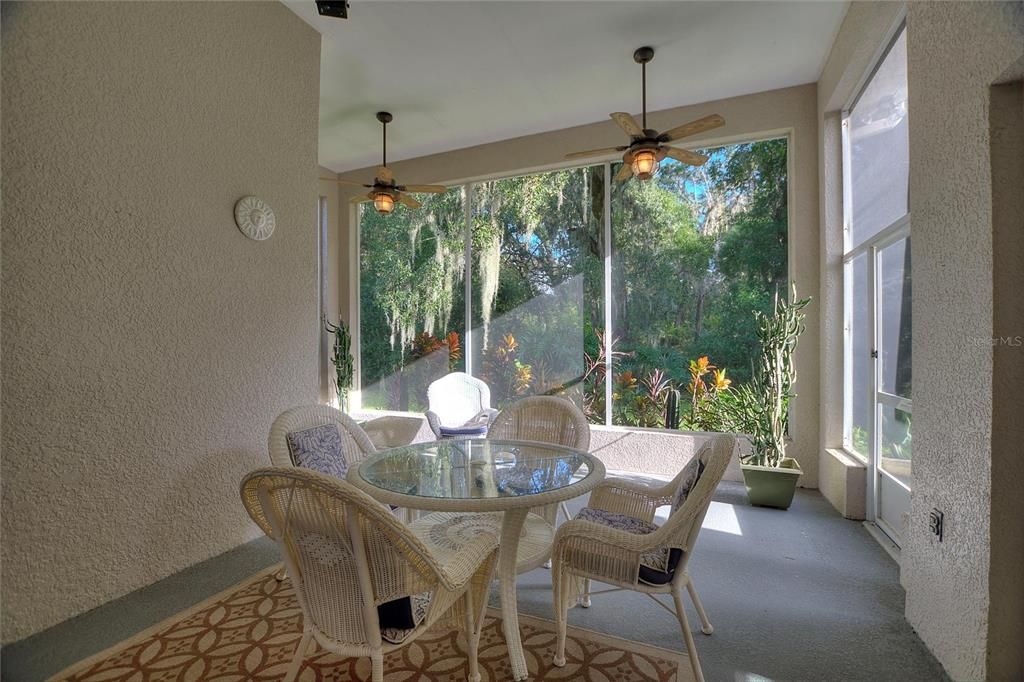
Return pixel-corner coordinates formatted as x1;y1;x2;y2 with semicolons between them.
349;438;605;681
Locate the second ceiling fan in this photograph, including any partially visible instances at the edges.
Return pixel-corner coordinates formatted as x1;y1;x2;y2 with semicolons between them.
332;112;448;215
567;46;726;183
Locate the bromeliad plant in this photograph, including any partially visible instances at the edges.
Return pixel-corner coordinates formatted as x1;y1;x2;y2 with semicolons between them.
717;288;811;468
324;315;354;411
684;356;731;431
480;333;533;405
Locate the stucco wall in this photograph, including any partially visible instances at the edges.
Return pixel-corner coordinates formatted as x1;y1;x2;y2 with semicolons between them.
903;3;1024;680
333;84;822;488
1;1;321;643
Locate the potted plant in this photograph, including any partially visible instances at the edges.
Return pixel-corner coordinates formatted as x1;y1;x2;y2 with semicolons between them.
324;315;354;412
717;288;811;509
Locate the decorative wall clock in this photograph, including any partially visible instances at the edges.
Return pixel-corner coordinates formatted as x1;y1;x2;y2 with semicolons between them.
234;196;276;241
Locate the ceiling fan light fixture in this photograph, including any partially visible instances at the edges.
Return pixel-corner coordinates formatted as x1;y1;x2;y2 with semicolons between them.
373;191;396;214
631;149;659;181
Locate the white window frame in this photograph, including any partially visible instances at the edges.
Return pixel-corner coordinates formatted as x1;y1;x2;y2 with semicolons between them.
839;21;912;485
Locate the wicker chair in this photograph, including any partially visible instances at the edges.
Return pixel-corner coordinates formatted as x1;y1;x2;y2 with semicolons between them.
268;404;377;469
550;434;735;682
425;373;499;439
241;467;499;682
487;396;591;570
268;404;399;582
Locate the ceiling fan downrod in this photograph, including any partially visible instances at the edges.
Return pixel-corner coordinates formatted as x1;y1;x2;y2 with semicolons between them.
376;111;392;169
633;46;654;132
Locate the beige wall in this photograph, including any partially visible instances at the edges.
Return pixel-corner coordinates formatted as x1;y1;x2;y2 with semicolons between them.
0;1;321;643
815;1;905;519
334;84;823;487
904;3;1023;680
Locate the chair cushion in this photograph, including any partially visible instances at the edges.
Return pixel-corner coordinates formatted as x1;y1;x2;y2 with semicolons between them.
670;455;707;513
378;592;431;644
286;424;348;479
575;507;681;585
438;424;489;438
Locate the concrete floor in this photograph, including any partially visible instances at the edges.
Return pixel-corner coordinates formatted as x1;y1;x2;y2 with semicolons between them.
2;481;948;682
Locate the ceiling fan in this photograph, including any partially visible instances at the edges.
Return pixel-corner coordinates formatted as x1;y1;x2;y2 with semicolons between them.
566;46;726;183
327;112;447;215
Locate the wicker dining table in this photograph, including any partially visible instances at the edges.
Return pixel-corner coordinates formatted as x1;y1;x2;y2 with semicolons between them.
348;437;605;681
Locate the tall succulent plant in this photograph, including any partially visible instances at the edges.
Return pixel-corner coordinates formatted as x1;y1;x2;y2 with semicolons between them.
324;316;354;411
664;388;681;430
717;288;810;468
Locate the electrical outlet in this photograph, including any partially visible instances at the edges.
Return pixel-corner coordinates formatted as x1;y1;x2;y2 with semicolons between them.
929;508;944;541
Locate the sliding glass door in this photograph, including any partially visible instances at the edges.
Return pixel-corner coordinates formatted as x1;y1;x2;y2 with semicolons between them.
843;25;911;545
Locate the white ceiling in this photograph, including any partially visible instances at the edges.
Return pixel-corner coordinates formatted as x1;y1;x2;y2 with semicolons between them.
286;1;849;173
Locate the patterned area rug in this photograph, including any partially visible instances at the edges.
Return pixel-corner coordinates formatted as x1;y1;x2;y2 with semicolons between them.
51;567;691;681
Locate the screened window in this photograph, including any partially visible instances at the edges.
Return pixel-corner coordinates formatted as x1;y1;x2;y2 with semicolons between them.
358;138;788;431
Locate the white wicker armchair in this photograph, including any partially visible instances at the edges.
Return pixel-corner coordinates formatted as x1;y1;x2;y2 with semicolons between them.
425;373;499;439
268;405;404;584
268;404;377;469
241;467;499;682
550;434;736;682
487;396;591;570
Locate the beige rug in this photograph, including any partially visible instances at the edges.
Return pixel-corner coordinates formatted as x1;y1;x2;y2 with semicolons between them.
52;567;691;681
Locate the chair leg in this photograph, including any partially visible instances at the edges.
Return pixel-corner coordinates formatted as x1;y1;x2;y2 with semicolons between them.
580;578;592;608
686;576;714;635
558;501;572;524
553;570;568;667
370;651;384;682
464;590;486;682
672;583;706;682
274;567;287;582
283;629;311;682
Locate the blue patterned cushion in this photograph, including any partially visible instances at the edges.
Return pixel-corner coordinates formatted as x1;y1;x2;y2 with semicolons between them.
577;507;659;534
670;454;706;513
286;424;347;479
575;507;682;585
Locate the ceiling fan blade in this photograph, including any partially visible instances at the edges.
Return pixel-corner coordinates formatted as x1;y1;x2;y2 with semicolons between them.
335;179;369;187
666;147;710;166
658;114;725;142
398;193;422;209
401;184;448;193
610;112;644;137
565;146;627;160
614;163;634;183
376;165;393;183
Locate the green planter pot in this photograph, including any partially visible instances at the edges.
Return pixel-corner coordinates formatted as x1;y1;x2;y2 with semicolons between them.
740;458;803;510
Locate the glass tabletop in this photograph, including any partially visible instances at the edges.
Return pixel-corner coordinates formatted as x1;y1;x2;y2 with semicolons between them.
356;438;596;501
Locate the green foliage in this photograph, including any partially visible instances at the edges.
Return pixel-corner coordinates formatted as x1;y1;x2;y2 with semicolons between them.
323;316;354;410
